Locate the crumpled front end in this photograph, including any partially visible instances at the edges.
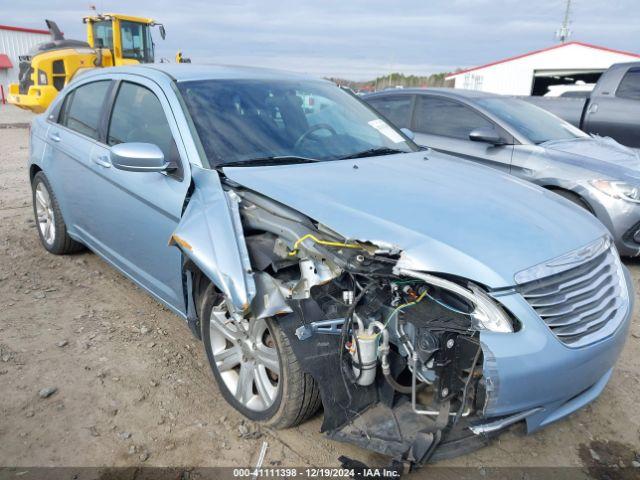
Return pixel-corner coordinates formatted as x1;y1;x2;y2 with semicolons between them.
171;172;632;470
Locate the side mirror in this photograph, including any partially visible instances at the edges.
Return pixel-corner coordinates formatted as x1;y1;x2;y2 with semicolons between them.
400;127;415;140
469;127;505;146
110;143;169;173
159;25;166;40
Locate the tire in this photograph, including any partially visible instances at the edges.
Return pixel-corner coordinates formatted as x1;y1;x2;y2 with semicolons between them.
199;282;321;428
31;171;84;255
552;189;593;214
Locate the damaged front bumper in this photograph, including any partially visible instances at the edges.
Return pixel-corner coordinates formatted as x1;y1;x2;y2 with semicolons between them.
278;266;632;468
479;265;633;434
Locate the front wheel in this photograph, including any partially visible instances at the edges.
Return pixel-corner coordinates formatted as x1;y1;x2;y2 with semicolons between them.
552;189;593;214
199;283;321;428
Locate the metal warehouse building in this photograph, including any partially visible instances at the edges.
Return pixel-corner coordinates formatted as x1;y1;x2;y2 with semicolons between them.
446;41;640;96
0;24;50;98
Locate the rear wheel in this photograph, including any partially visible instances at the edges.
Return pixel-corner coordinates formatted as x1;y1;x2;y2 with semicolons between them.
199;283;321;428
31;172;84;255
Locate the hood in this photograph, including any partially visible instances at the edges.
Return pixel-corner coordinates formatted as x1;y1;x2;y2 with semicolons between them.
542;136;640;183
223;152;607;288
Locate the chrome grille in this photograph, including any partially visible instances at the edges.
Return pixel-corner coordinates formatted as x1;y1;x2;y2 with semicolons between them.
518;247;628;347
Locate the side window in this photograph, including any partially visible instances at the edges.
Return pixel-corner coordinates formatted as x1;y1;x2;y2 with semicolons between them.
367;95;413;128
414;96;494;140
616;69;640;101
92;21;113;49
107;82;181;170
59;80;111;140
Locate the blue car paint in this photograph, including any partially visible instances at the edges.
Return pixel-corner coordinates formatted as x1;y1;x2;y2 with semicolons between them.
480;266;632;431
171;165;256;312
28;64;632;446
222;152;606;289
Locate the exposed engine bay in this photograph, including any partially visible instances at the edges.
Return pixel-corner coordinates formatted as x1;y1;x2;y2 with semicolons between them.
203;185;517;469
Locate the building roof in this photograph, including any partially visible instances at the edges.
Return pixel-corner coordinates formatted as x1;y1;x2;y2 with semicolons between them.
446;41;640;79
0;24;50;35
0;54;12;69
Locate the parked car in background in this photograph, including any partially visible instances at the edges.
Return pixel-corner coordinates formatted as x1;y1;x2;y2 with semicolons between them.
522;62;640;147
364;88;640;256
30;64;632;469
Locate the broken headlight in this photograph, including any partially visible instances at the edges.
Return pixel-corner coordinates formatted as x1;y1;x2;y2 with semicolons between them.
467;284;513;333
396;269;514;333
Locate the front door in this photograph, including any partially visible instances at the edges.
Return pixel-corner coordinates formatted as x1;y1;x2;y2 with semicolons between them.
412;95;514;174
79;76;191;314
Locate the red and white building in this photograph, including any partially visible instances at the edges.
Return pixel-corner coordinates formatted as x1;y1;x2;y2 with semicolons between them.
0;24;50;97
446;41;640;96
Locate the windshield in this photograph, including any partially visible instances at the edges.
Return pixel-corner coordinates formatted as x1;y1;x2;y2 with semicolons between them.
120;21;154;62
177;79;417;166
476;97;588;144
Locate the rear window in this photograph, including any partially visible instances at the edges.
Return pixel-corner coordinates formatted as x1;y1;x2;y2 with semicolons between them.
616;69;640;101
366;95;413;129
59;80;111;140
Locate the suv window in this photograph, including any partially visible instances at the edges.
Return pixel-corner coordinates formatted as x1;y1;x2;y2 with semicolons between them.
414;95;493;139
59;80;111;140
616;69;640;101
367;95;413;128
107;81;180;170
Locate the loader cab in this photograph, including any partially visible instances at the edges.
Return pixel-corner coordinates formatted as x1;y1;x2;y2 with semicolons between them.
86;14;162;66
8;13;165;113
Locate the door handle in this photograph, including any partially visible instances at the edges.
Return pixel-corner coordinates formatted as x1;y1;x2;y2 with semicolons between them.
92;155;112;168
49;132;61;142
588;103;599;114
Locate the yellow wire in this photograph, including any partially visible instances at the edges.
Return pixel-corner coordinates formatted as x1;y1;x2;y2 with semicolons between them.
287;233;363;257
384;290;427;326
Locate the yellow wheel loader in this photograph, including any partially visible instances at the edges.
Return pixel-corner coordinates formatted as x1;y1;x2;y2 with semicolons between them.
8;13;165;113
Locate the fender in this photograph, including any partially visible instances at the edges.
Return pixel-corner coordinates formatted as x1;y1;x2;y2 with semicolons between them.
170;166;256;313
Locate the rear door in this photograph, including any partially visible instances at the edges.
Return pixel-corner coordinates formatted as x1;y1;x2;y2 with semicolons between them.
45;79;113;238
411;95;514;174
82;76;191;314
583;67;640;147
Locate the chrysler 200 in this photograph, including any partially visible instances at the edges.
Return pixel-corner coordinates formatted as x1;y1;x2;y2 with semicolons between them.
28;64;633;471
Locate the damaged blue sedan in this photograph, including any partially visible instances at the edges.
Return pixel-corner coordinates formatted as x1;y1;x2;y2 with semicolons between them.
28;64;633;471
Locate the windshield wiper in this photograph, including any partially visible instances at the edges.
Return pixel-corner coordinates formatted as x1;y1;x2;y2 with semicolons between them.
222;156;321;168
338;147;406;160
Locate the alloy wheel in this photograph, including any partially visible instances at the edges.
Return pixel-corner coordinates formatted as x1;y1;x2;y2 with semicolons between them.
35;182;56;245
209;300;281;412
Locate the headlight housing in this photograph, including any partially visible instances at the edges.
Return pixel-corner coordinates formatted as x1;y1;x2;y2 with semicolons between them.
591;180;640;204
396;268;514;333
468;284;514;333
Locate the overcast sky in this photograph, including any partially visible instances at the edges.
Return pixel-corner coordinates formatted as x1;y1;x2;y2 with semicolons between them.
3;0;640;80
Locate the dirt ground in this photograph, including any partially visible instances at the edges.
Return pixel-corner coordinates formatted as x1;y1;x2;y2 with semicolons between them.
1;126;640;477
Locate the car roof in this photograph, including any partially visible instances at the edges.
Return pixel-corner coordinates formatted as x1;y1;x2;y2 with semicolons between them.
78;63;328;84
364;87;504;101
